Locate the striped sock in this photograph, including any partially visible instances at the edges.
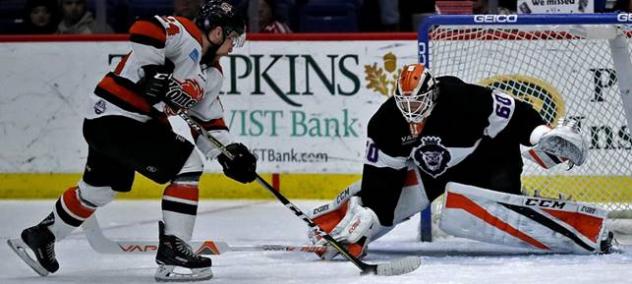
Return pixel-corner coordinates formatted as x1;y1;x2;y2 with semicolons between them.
49;186;97;240
162;175;200;241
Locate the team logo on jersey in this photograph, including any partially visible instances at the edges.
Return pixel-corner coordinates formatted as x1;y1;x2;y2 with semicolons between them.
94;99;106;114
413;136;451;177
165;78;203;109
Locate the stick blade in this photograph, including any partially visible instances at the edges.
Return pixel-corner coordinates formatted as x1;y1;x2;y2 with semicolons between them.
375;256;421;276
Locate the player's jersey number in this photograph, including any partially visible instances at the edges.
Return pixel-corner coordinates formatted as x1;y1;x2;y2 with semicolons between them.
494;93;513;119
366;141;379;163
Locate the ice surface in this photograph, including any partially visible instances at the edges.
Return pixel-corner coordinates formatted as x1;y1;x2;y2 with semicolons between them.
1;200;631;284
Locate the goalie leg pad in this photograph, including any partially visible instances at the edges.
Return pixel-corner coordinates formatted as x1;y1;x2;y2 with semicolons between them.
439;182;610;254
308;167;429;260
312;196;385;260
392;166;431;225
307;181;362;259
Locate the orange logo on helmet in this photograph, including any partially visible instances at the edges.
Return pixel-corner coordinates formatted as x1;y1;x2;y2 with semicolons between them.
398;64;426;96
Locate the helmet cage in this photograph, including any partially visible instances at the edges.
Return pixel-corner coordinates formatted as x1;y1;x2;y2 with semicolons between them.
394;81;437;123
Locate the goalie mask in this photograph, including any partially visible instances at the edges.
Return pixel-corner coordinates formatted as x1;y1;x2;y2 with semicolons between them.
394;64;438;123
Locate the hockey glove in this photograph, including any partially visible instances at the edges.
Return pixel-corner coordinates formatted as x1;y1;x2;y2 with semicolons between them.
218;143;257;183
537;118;588;168
139;64;173;104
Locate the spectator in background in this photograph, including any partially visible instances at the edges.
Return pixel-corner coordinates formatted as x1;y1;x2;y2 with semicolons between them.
20;0;59;34
379;0;399;31
614;0;632;11
174;0;202;19
474;0;516;14
398;0;434;32
259;0;291;33
57;0;113;34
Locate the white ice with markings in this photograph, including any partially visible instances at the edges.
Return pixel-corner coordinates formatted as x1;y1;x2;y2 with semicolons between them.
1;200;631;284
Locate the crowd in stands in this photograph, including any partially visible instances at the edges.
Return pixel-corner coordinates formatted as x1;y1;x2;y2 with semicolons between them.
1;0;632;35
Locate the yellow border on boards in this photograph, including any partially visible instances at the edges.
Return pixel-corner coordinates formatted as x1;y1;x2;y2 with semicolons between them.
1;174;630;203
0;173;360;199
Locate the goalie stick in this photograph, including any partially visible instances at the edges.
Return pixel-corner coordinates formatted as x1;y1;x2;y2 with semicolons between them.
82;216;328;255
177;110;421;276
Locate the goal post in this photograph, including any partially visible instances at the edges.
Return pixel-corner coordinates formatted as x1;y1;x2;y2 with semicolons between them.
417;13;632;241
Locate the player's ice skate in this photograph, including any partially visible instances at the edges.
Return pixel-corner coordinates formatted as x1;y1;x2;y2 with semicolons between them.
7;218;59;277
154;222;213;282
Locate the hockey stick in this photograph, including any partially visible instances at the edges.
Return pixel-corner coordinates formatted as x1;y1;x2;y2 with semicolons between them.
82;216;327;255
177;110;421;276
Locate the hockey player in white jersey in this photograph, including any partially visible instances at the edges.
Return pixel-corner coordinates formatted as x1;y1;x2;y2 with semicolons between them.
306;63;615;259
7;0;252;281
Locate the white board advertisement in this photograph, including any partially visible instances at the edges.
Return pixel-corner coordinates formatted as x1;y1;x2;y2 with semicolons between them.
517;0;594;14
0;39;418;173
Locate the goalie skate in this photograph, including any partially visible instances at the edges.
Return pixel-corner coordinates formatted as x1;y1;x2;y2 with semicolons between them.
154;222;213;282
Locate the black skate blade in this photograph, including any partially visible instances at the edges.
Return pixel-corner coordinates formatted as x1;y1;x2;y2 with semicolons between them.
7;238;50;277
154;265;213;282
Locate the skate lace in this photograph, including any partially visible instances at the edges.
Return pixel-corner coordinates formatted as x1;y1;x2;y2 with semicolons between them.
174;239;198;259
44;242;55;261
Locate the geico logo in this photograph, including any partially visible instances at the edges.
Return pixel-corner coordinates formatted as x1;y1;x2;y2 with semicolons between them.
617;13;632;22
473;15;518;23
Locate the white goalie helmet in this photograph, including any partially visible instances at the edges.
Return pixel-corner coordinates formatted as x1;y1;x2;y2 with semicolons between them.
394;63;438;123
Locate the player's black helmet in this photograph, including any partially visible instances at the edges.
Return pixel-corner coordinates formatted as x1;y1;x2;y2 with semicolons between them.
196;0;246;47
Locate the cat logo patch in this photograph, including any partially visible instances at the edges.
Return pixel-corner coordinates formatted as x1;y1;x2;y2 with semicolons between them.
413;136;451;178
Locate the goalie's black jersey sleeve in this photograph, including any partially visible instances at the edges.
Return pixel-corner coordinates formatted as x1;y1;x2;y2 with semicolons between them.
359;76;546;226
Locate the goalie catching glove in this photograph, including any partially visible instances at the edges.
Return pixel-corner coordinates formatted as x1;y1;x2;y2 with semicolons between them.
218;143;257;183
308;196;382;260
525;118;589;169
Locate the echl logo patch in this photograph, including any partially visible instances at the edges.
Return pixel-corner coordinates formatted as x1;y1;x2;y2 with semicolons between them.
413;136;451;178
94;99;106;114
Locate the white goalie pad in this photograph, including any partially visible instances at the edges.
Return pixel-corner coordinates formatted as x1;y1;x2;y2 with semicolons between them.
439;182;610;254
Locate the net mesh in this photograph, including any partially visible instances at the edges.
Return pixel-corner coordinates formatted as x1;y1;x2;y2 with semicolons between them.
427;24;632;215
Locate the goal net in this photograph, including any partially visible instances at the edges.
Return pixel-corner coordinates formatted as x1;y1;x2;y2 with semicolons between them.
417;14;632;240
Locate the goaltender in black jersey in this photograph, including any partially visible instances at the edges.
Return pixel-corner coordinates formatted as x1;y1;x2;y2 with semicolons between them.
308;63;615;260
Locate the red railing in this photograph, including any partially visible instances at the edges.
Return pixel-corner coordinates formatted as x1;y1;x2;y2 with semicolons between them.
0;33;417;42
